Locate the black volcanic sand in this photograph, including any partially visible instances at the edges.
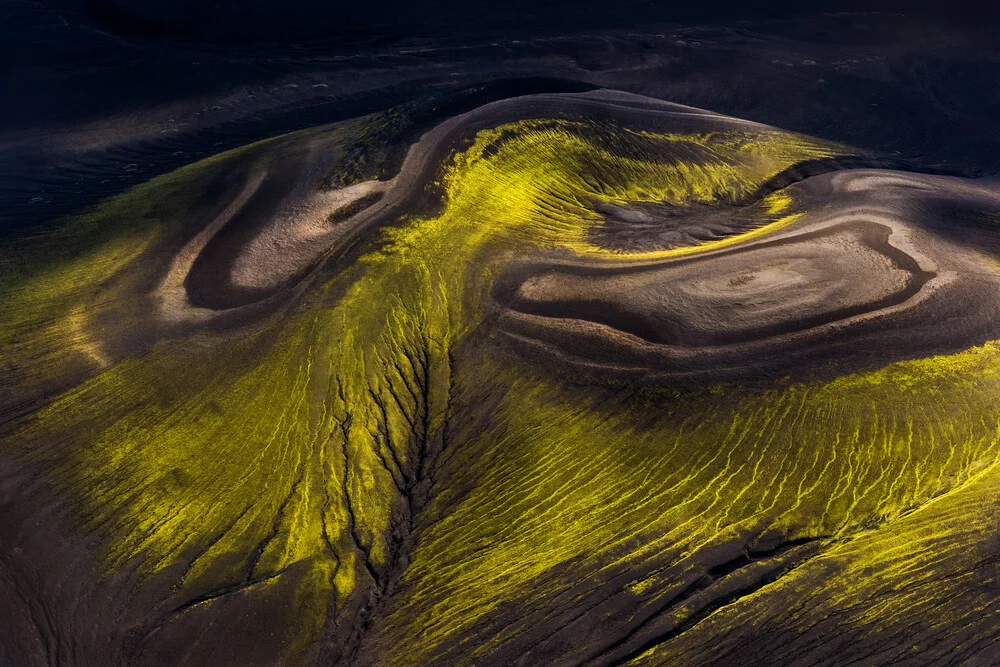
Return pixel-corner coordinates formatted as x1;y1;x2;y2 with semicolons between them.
4;7;1000;667
501;222;934;345
4;9;1000;233
5;93;1000;666
499;166;1000;383
170;90;811;314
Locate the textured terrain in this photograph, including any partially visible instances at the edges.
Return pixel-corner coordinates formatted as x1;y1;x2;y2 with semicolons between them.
4;8;1000;667
4;86;1000;664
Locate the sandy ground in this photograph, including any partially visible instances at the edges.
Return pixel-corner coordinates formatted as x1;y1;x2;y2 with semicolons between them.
5;18;1000;660
120;88;1000;383
5;10;999;233
499;166;1000;381
156;90;762;319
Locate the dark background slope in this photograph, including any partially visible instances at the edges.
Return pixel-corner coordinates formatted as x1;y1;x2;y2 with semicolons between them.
2;2;999;231
31;0;1000;42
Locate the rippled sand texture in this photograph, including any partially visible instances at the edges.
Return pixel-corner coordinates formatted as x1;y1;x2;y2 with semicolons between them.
3;90;1000;665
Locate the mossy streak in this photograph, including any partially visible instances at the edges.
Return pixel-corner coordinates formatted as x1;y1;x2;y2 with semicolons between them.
369;340;1000;664
7;109;985;664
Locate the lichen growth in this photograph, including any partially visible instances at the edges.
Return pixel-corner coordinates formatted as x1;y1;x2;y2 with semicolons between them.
6;112;990;664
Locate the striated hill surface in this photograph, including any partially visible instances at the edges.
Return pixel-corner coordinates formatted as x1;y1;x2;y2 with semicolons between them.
3;8;1000;666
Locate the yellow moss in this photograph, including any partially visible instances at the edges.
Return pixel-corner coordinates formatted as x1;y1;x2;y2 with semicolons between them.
372;332;1000;663
12;110;985;665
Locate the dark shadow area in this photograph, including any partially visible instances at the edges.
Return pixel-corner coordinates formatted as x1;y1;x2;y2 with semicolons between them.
44;0;1000;44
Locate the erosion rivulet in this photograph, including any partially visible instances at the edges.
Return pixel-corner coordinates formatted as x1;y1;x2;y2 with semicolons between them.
3;87;1000;666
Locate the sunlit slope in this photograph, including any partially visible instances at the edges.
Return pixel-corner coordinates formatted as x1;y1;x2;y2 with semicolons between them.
0;145;245;416
627;439;1000;665
364;341;1000;664
5;97;998;664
